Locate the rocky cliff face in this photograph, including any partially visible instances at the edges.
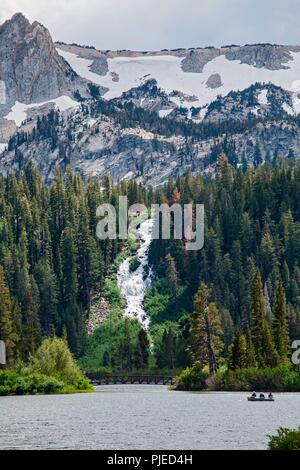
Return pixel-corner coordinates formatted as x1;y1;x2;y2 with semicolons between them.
181;48;221;73
0;13;88;118
225;44;295;70
89;57;109;76
114;79;174;112
181;44;298;73
1;99;299;187
200;83;294;122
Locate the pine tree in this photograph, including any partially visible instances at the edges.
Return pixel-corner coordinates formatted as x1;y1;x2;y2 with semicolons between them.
188;284;224;374
253;143;262;168
228;328;247;370
165;254;180;300
155;328;176;370
245;330;257;367
273;279;289;363
134;329;150;370
34;257;58;336
251;270;279;367
21;275;41;358
60;226;81;354
216;153;233;188
0;265;20;363
220;309;234;355
77;200;103;308
164;328;176;369
120;318;132;371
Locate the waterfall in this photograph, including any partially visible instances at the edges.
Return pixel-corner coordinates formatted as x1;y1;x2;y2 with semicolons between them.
117;219;153;329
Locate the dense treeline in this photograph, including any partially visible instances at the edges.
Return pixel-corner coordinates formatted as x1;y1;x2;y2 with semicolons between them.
83;157;300;377
148;156;300;374
1;157;300;382
0;164;147;362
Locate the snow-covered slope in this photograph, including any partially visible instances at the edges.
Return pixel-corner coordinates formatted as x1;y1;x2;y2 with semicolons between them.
57;47;300;114
4;96;79;127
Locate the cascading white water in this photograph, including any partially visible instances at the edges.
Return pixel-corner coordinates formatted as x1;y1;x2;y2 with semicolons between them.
117;219;153;329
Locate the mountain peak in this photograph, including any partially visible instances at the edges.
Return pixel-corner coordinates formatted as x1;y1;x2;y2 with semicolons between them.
0;12;90;125
0;12;30;32
10;12;29;23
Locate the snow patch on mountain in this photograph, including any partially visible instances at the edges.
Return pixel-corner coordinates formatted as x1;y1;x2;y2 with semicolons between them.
56;50;105;86
3;96;79;126
0;143;7;153
57;47;300;111
258;89;268;105
0;81;6;105
282;102;294;115
159;109;173;118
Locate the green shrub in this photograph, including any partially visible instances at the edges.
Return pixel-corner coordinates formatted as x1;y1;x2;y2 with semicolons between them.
80;315;141;372
144;278;188;324
268;428;300;450
128;235;138;255
144;282;170;322
0;369;64;395
176;363;300;392
212;364;300;392
30;337;93;392
103;277;123;306
0;338;93;396
0;385;11;396
176;364;209;391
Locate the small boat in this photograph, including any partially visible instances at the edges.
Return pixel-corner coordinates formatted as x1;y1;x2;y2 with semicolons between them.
247;396;274;402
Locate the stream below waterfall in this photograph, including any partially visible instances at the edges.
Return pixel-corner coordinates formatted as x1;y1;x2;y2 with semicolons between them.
117;219;153;328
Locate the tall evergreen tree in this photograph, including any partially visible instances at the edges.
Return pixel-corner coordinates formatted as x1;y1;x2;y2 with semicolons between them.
228;327;247;370
120;318;132;371
245;330;257;367
273;279;290;363
134;329;150;370
0;265;20;363
188;284;224;374
165;254;180;300
155;327;176;370
251;270;279;367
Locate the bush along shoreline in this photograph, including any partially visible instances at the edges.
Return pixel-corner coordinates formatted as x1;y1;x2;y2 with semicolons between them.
0;337;93;396
175;363;300;392
268;427;300;450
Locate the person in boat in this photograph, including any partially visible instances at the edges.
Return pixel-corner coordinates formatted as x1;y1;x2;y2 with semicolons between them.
251;392;257;398
259;393;265;399
268;392;274;400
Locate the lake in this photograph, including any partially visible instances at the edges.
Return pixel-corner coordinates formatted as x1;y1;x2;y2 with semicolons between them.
0;386;299;450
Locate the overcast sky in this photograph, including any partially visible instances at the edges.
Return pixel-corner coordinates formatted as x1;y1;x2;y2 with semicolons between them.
1;0;299;50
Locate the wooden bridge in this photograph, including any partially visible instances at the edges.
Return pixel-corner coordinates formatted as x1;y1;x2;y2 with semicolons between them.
86;374;176;386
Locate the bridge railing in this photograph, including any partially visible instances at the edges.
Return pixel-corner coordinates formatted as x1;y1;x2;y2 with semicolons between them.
86;374;176;385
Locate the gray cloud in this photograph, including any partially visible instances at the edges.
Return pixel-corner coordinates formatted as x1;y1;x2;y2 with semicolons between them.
1;0;299;50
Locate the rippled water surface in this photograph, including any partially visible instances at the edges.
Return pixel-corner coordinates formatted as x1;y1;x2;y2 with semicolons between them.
1;386;300;449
